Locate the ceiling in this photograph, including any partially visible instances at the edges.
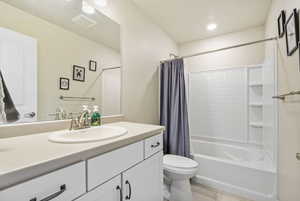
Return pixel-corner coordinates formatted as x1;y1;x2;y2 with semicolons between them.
131;0;272;44
3;0;120;51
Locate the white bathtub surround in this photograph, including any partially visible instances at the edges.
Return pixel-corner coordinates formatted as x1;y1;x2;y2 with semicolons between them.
187;55;277;200
163;154;199;201
191;140;276;201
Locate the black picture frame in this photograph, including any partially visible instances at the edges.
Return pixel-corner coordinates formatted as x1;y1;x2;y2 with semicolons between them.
59;77;69;90
73;65;85;82
277;10;286;38
89;60;97;72
285;9;299;56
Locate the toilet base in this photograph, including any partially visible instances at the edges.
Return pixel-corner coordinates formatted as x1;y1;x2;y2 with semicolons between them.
164;179;193;201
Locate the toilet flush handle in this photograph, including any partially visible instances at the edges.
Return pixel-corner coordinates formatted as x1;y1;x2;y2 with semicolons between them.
296;153;300;161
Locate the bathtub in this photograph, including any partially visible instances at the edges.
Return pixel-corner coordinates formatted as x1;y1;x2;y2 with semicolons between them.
191;139;276;201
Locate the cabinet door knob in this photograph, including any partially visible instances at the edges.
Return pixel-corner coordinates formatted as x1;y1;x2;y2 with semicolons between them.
24;112;36;118
125;180;132;200
30;184;66;201
116;185;122;201
297;153;300;160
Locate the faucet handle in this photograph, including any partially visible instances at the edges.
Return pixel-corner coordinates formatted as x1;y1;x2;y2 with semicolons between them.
70;115;80;130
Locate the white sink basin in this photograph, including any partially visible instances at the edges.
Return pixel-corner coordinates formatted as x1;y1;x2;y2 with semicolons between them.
48;126;128;143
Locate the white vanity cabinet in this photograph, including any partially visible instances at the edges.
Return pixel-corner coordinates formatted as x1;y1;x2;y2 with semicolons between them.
0;162;86;201
82;133;163;201
122;151;163;201
0;133;163;201
76;151;163;201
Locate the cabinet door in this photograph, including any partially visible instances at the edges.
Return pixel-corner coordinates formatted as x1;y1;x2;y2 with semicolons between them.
87;141;143;190
75;175;121;201
122;151;163;201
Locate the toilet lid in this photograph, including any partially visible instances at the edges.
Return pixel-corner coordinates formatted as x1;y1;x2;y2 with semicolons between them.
163;154;198;169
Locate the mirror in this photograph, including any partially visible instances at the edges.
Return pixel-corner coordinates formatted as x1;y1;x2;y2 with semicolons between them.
0;0;121;125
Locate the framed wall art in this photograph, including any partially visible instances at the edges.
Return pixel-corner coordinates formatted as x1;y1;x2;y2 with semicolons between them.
285;9;299;56
277;10;286;38
89;60;97;72
73;65;85;82
59;77;69;90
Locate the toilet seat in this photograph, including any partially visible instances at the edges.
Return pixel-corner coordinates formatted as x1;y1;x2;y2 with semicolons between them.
163;155;198;175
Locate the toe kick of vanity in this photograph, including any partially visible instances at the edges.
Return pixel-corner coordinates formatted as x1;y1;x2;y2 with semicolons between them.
0;127;164;201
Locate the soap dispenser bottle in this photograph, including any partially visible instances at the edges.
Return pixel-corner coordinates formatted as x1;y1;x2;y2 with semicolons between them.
82;105;91;117
91;105;101;126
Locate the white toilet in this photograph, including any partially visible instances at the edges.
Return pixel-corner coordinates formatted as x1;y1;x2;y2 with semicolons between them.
163;154;199;201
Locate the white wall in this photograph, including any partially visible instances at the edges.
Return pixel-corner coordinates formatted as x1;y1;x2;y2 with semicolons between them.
102;68;121;116
179;26;265;72
265;1;300;201
90;0;178;124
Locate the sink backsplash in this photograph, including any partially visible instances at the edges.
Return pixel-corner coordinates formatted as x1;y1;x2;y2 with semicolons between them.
0;115;125;138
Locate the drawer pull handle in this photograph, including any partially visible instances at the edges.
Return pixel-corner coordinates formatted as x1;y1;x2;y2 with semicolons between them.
151;142;160;148
30;184;66;201
116;185;122;201
125;180;132;200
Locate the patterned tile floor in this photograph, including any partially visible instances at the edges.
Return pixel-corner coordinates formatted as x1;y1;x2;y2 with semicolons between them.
192;183;254;201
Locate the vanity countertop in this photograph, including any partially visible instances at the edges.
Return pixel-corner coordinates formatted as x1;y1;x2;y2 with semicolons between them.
0;122;164;190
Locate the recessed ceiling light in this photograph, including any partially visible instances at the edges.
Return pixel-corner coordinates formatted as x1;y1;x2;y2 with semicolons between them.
82;1;95;15
94;0;107;7
207;23;217;31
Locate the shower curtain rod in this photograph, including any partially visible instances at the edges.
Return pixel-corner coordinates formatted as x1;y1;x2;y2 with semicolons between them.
160;37;277;63
82;66;121;97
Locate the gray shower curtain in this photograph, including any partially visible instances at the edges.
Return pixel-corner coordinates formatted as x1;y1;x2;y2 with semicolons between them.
160;58;190;158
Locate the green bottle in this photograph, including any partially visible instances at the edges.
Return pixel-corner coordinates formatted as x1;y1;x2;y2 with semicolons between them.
91;105;101;126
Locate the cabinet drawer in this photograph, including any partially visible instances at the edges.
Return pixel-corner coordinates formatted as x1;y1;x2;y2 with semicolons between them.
144;133;163;158
87;142;143;190
0;162;86;201
75;175;121;201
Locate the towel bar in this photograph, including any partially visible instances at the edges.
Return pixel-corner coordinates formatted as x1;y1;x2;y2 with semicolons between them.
272;90;300;101
59;95;95;101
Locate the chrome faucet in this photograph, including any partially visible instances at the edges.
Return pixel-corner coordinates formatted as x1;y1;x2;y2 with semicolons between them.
69;111;91;130
78;110;91;128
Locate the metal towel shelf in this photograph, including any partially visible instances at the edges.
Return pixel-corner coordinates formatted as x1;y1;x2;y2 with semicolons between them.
272;90;300;101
